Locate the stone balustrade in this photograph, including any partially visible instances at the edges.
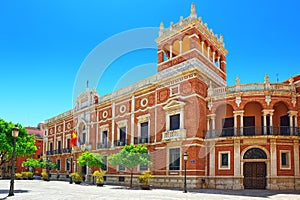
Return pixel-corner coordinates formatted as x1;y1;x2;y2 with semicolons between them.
162;129;186;140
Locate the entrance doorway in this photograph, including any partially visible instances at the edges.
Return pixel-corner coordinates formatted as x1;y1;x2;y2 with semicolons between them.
243;148;267;189
244;116;255;136
243;162;266;189
280;115;290;135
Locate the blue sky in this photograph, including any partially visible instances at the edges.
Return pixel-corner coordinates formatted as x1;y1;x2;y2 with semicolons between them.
0;0;299;126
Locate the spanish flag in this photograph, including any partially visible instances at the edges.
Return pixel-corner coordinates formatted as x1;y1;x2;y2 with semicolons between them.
71;131;78;147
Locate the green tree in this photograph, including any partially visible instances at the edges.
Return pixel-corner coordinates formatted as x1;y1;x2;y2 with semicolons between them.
39;160;57;170
22;158;57;171
0;118;36;175
108;144;152;188
78;151;104;169
22;158;40;172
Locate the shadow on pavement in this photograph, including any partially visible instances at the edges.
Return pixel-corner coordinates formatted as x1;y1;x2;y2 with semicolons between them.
0;189;30;194
188;189;300;198
0;189;30;200
110;186;140;190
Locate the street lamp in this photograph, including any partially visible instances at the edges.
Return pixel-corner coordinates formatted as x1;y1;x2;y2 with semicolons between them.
46;158;51;181
183;152;188;193
8;125;19;197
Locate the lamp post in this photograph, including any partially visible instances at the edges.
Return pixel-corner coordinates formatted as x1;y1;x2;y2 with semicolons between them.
8;125;19;197
46;158;51;181
183;152;188;193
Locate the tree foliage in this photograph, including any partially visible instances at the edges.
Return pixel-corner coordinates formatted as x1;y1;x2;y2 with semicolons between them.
78;151;104;168
108;144;152;187
22;158;57;170
22;158;41;168
0;118;36;169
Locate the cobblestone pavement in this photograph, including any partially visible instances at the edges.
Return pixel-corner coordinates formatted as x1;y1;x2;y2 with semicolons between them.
1;180;300;200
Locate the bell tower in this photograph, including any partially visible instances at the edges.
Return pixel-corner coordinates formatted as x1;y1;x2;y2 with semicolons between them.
156;3;228;87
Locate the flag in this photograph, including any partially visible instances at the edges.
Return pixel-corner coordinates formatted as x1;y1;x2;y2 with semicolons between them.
71;131;77;147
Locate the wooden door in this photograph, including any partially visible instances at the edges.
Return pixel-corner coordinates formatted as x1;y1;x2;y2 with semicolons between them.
280;115;290;135
243;162;266;189
244;116;255;136
222;117;234;136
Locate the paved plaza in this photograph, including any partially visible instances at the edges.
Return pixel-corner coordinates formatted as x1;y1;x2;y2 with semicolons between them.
0;180;300;200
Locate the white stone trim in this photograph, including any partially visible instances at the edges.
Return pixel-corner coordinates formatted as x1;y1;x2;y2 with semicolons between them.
119;105;126;113
116;120;127;128
167;147;182;171
163;100;185;131
218;151;230;170
116;120;127;144
102;110;108;119
140;98;148;107
170;85;180;96
279;150;291;170
100;124;109;147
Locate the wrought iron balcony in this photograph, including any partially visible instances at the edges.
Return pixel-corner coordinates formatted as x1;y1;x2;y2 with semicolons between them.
206;126;300;138
79;143;92;151
162;129;186;140
54;149;62;154
46;150;53;155
97;142;110;149
138;137;149;144
62;148;71;153
115;140;127;147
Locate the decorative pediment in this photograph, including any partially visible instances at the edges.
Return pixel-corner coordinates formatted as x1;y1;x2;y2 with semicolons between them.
100;124;109;131
137;114;150;123
116;120;128;128
163;100;185;112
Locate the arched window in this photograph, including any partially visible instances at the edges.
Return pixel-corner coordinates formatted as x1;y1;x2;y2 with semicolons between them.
243;148;267;159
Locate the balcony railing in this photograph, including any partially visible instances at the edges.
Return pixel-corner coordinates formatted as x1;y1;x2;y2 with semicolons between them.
115;140;127;147
46;150;53;155
209;83;295;97
97;142;110;149
62;148;71;153
206;126;300;138
138;137;149;144
54;149;62;154
162;129;186;140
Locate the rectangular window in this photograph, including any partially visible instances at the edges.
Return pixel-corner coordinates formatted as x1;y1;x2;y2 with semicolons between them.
49;143;53;152
66;159;70;171
139;165;148;171
58;141;61;152
119;165;125;171
281;153;287;166
169;148;180;170
140;122;148;143
221;153;228;166
82;132;86;144
67;139;70;149
102;130;108;147
57;159;61;171
170;114;180;131
119;127;126;146
101;156;107;171
218;151;230;170
280;151;290;169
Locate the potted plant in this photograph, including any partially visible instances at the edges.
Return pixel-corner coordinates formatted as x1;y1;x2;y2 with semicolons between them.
21;172;28;180
27;172;33;180
92;170;106;186
16;173;23;180
70;172;83;184
41;172;49;181
137;171;154;190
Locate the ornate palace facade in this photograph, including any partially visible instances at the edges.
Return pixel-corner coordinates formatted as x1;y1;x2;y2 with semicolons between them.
43;4;300;190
